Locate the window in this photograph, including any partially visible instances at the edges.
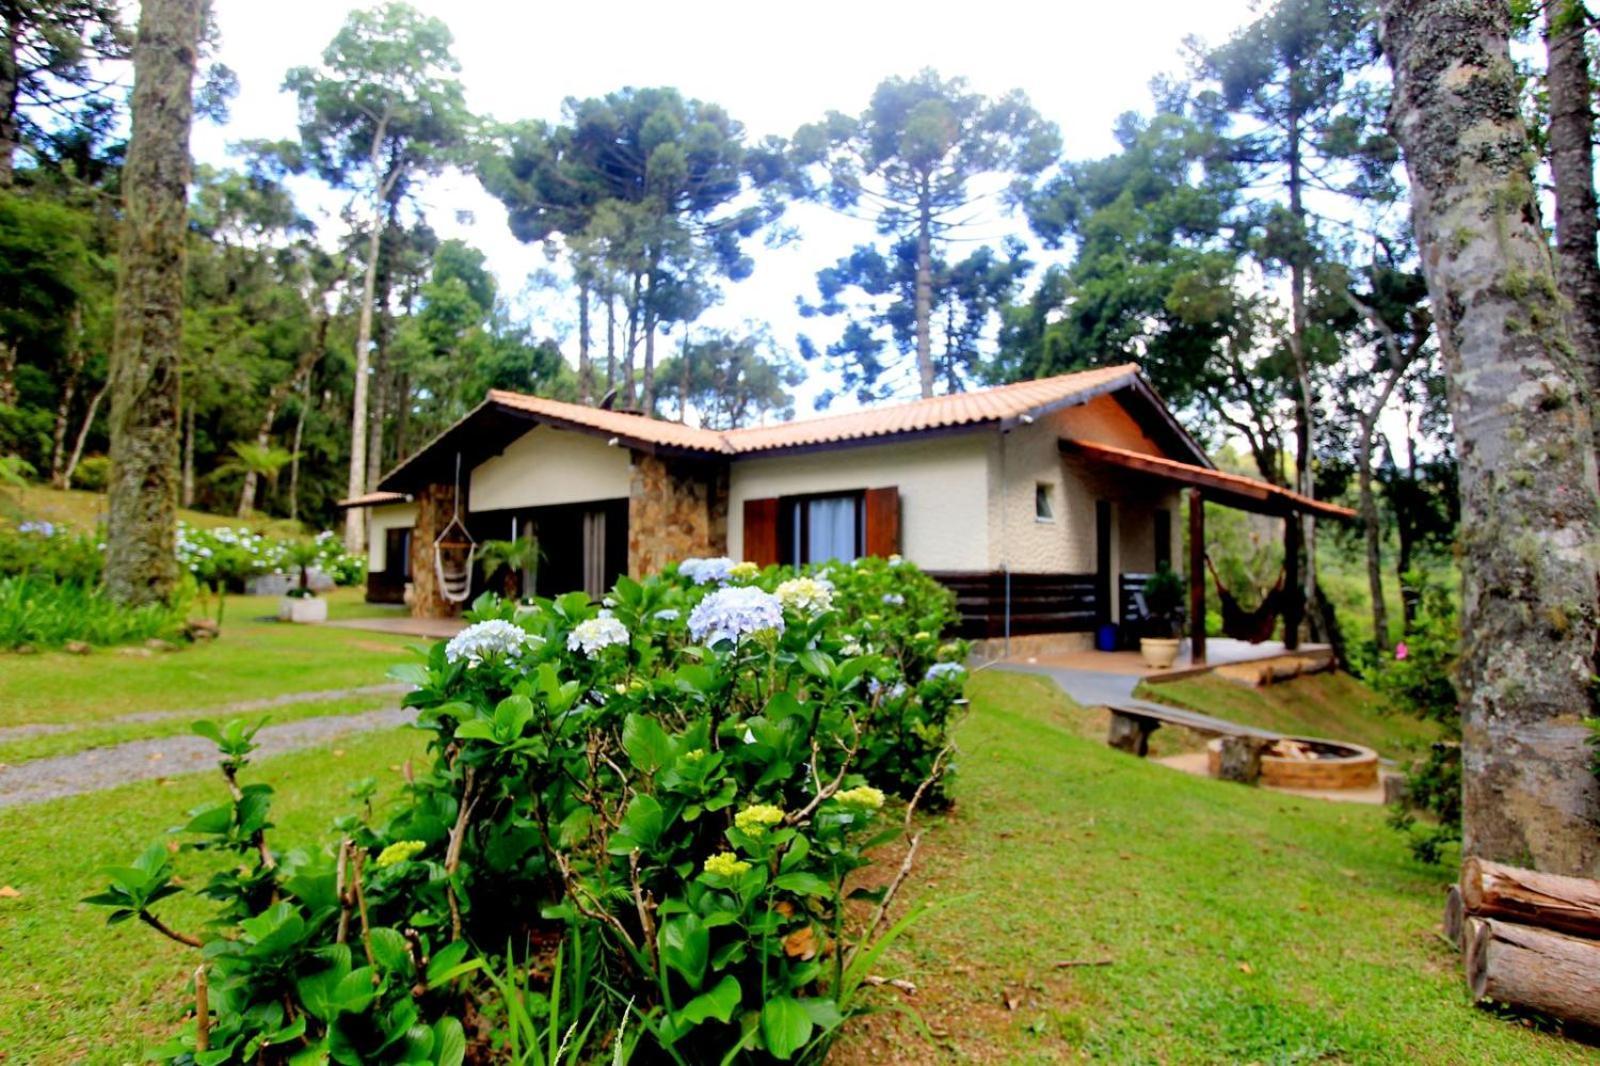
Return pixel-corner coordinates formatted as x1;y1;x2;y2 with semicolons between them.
1035;482;1055;522
781;492;864;565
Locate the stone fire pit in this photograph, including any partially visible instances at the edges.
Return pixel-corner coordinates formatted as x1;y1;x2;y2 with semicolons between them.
1206;736;1379;790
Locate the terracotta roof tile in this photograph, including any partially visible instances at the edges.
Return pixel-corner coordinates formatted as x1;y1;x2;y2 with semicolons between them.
335;490;409;509
484;364;1143;457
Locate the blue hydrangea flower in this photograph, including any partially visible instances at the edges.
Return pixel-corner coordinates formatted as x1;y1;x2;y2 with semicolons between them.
445;619;532;666
679;556;735;585
926;662;966;682
688;586;785;646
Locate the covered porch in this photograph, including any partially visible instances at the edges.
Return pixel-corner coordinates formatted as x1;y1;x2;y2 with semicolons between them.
1058;438;1356;667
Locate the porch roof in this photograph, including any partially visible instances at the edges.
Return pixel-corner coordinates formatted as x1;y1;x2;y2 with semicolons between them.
1058;438;1357;520
334;490;410;510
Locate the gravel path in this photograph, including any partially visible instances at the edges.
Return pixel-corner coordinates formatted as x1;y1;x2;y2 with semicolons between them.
0;683;410;741
0;706;416;808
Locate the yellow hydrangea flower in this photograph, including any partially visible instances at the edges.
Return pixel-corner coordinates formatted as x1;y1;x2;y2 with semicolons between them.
729;561;761;580
834;786;885;811
704;852;752;878
734;803;785;833
374;840;427;868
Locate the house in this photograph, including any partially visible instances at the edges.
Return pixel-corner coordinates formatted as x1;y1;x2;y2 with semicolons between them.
339;364;1351;657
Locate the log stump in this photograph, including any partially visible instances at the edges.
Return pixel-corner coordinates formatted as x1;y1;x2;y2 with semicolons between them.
1460;857;1600;941
1215;735;1270;784
1443;884;1464;950
1107;711;1159;757
1465;917;1600;1029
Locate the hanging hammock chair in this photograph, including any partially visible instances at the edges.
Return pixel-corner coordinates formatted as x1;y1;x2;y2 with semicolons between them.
433;453;476;604
1205;556;1287;644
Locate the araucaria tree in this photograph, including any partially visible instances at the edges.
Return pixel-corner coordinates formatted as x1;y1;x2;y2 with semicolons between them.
794;70;1058;399
285;1;470;550
1380;0;1600;875
103;0;200;607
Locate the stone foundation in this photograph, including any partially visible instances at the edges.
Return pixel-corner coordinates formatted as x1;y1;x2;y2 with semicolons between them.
969;630;1095;664
409;480;466;620
628;452;729;578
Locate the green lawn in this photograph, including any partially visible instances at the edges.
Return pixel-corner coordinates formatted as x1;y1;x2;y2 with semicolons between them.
6;483;306;538
1134;670;1441;760
1;590;416;732
832;671;1580;1064
2;668;1584;1063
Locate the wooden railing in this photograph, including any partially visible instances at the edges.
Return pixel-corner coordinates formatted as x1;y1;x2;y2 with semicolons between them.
926;570;1100;639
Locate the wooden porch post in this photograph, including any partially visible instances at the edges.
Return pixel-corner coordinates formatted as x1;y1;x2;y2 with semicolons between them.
1283;511;1302;651
1188;488;1205;665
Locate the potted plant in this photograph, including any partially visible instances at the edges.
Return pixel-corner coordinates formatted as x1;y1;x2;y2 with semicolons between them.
1139;564;1185;670
277;540;328;624
476;532;542;601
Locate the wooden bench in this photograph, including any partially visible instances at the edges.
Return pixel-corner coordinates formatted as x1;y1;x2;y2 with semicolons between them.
1104;703;1276;782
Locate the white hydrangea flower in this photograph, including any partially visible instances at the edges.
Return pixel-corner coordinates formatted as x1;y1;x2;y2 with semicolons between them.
567;615;630;657
445;619;532;666
654;608;681;622
776;576;834;616
881;593;905;606
679;556;735;585
688;586;785;646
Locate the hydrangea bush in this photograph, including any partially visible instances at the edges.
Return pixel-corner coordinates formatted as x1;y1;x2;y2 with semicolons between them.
89;556;968;1063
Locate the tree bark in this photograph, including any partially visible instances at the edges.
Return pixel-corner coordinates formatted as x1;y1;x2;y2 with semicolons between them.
238;320;325;518
1465;917;1600;1027
1544;0;1600;450
105;0;199;607
50;310;86;487
180;399;194;508
287;372;308;524
0;2;21;188
1443;884;1464;949
577;277;592;404
1460;856;1600;940
914;181;935;398
1380;0;1600;875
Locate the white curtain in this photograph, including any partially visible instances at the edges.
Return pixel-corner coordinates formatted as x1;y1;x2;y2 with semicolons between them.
806;496;858;564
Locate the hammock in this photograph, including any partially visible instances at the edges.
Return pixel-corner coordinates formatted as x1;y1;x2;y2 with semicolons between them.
1205;556;1286;644
433;453;476;604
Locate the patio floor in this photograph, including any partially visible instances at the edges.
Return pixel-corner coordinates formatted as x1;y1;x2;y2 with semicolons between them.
1014;638;1333;679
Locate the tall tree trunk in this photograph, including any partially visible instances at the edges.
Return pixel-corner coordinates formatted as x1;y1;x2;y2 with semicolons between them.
605;289;616;393
623;272;640;408
577;277;592;404
344;215;382;549
63;380;105;488
50;309;85;487
1284;55;1321;642
238;322;325;518
914;182;935;398
180;400;194;507
642;274;657;415
0;2;20;188
1545;0;1600;452
105;0;199;607
1380;0;1600;876
0;339;15;407
393;369;410;461
678;326;690;423
287;372;309;524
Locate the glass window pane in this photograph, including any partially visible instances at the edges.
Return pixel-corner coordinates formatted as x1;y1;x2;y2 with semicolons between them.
806;496;859;563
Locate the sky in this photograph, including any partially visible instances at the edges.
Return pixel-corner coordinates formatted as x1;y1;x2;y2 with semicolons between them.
195;0;1264;418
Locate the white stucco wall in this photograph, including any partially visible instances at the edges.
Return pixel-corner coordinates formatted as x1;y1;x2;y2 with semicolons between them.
469;425;633;512
366;502;417;572
727;432;991;570
985;393;1183;579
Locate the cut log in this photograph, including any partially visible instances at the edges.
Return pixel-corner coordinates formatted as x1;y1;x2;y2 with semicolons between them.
1465;917;1600;1029
1443;884;1464;950
1107;711;1159;757
1460;856;1600;940
1215;735;1270;784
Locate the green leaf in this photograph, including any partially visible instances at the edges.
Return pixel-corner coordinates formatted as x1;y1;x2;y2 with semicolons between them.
622;713;673;773
333;967;378;1014
452;719;498;742
798;650;834;682
799;997;844;1031
657;913;709;990
772;872;832;897
433;1016;466;1066
369;927;410;973
613;794;664;852
493;694;534;737
679;974;741;1026
760;996;814;1060
184;802;233;835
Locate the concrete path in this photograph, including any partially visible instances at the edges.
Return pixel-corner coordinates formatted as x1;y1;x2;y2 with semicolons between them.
322;616;466;639
0;706;416;808
994;661;1276;737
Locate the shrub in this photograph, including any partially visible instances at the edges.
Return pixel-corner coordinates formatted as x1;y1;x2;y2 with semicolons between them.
71;454;110;491
0;575;187;649
1370;581;1461;863
0;521;103;584
89;557;967;1063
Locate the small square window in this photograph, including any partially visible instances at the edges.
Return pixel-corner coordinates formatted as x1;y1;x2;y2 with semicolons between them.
1035;482;1055;521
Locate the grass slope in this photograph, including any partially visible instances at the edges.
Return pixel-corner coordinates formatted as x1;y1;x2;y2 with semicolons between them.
0;728;429;1063
1135;670;1440;759
6;483;304;537
835;671;1581;1064
1;591;416;733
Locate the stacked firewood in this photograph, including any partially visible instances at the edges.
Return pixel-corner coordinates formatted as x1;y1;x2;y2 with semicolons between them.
1444;857;1600;1028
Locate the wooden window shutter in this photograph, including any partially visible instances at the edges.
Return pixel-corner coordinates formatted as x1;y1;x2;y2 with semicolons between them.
743;497;780;566
864;486;900;558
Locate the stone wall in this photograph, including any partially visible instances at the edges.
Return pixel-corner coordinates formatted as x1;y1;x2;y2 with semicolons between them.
628;452;729;577
409;480;466;619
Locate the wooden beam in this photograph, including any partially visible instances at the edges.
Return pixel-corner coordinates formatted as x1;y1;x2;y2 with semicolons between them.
1188;488;1206;666
1283;513;1302;651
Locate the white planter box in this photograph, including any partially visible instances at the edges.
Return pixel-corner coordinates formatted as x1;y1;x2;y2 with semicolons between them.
279;596;329;624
